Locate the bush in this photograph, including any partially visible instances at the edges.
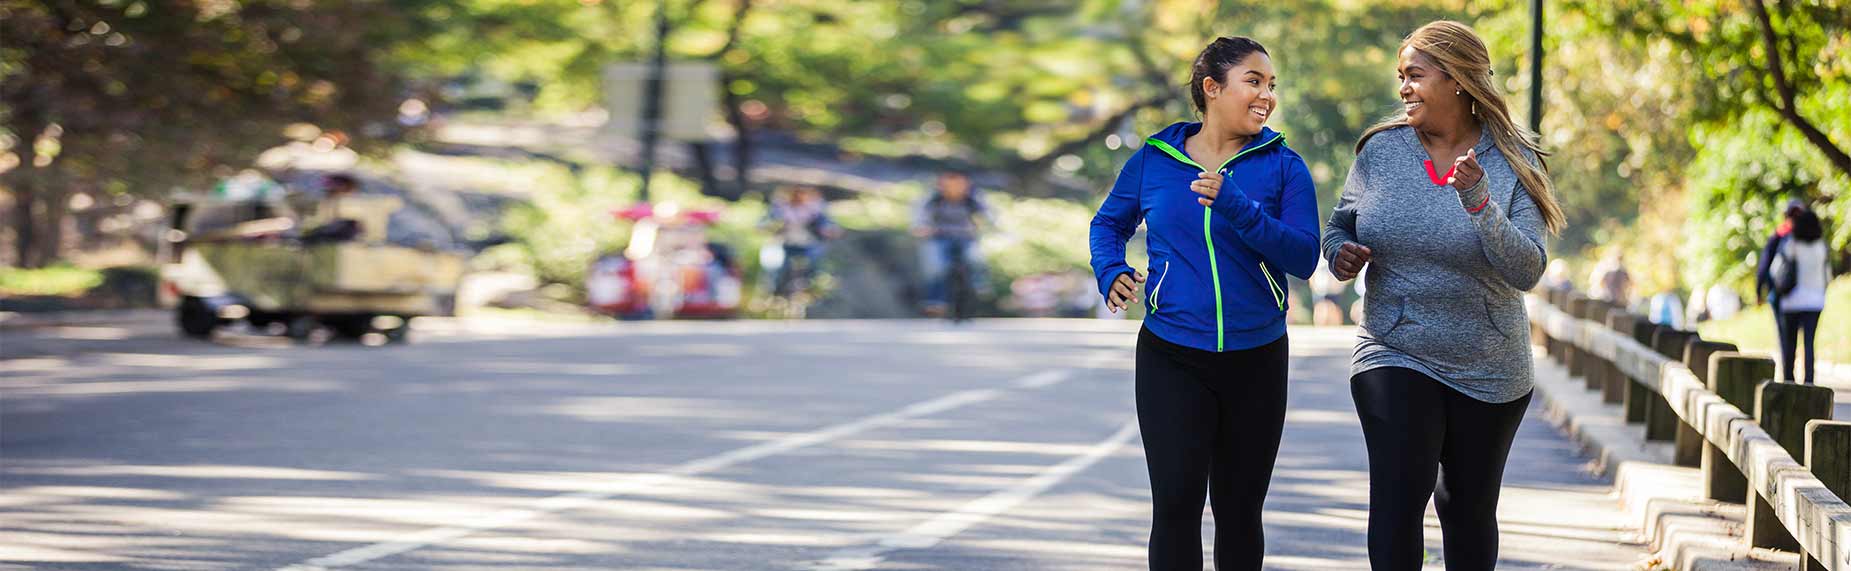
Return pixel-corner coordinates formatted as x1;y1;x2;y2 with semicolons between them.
0;265;105;297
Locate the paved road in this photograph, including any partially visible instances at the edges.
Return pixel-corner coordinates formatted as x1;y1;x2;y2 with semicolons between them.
1;317;1648;569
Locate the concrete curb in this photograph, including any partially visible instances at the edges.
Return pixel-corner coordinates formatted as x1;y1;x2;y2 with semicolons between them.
1530;346;1801;571
0;309;168;331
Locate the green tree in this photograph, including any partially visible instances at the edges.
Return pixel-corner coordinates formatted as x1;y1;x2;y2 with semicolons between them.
1568;0;1850;292
0;0;441;267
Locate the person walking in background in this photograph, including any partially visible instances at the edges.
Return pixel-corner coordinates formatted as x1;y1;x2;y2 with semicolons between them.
1706;283;1742;320
1757;199;1804;361
1687;283;1711;324
1770;204;1832;384
1588;252;1632;308
1648;290;1685;329
913;170;994;317
1323;20;1562;571
1088;36;1320;571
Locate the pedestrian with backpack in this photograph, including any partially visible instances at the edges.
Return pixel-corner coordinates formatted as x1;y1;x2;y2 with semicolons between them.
1768;203;1832;384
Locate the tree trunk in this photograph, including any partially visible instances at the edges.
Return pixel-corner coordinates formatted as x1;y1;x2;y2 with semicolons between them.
712;0;755;199
5;111;48;268
9;172;71;269
723;88;754;199
36;182;69;267
1749;0;1851;182
8;183;37;268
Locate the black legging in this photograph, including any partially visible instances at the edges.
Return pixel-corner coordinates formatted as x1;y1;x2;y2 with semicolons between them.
1136;326;1288;571
1351;367;1531;571
1779;310;1822;384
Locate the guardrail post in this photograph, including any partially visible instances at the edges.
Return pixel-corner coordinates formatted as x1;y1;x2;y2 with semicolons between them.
1540;292;1554;359
1582;300;1612;392
1566;294;1591;378
1604;311;1633;404
1632;322;1680;441
1612;313;1650;421
1654;328;1702;466
1685;340;1740;469
1686;340;1740;384
1803;420;1850;571
1531;293;1549;348
1706;353;1774;503
1748;382;1834;552
1544;289;1567;360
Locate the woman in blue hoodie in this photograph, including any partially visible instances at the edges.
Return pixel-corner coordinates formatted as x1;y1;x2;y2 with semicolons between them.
1089;36;1321;571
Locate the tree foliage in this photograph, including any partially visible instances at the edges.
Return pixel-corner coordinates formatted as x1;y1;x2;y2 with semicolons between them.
6;0;1847;301
0;0;444;266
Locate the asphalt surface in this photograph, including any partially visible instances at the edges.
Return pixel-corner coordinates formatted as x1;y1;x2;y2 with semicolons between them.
1;317;1650;570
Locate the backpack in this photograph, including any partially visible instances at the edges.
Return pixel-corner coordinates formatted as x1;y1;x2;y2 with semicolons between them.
1772;239;1799;297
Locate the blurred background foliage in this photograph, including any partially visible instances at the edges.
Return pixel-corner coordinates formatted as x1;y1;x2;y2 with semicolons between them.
3;0;1848;314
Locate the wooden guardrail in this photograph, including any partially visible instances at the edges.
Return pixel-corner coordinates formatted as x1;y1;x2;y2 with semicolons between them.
1529;288;1851;571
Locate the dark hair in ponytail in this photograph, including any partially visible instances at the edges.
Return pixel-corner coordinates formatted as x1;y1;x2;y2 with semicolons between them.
1793;209;1824;241
1189;37;1268;115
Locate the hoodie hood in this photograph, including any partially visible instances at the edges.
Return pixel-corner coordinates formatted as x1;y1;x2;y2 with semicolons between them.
1147;123;1284;164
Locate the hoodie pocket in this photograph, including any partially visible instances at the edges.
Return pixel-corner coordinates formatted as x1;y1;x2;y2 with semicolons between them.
1484;294;1526;342
1259;262;1286;312
1364;296;1406;340
1147;261;1171;313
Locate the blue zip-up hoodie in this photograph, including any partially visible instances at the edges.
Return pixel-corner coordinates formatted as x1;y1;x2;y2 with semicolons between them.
1089;122;1321;352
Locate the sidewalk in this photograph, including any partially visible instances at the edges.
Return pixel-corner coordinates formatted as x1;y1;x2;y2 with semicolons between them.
1529;344;1804;570
0;309;167;331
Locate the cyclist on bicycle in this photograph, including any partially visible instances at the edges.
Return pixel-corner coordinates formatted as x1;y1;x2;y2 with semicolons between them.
912;170;995;318
764;185;839;297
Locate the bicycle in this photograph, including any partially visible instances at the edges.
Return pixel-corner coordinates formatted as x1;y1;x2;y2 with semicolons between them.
941;238;979;323
762;242;823;319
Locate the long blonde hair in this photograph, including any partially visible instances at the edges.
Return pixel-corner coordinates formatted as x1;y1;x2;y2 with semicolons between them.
1357;20;1564;234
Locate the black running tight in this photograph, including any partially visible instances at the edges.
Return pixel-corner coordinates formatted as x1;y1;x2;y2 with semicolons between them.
1136;326;1289;571
1351;367;1532;571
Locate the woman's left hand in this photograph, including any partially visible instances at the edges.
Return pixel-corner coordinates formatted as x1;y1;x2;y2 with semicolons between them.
1446;148;1483;192
1192;171;1221;207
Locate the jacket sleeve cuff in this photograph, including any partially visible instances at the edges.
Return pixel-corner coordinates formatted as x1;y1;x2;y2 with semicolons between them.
1457;179;1491;214
1209;181;1260;224
1096;266;1131;301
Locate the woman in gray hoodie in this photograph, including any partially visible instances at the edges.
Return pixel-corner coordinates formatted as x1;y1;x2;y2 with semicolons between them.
1322;21;1565;571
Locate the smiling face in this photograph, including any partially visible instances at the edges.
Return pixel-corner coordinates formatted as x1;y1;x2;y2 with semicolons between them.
1202;51;1276;137
1397;46;1465;131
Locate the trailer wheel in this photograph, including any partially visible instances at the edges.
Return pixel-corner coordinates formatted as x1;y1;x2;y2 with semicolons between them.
177;297;218;339
327;315;374;339
284;315;318;341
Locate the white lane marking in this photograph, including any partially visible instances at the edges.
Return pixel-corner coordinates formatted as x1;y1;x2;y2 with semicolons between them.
275;368;1086;571
1012;369;1069;389
804;418;1141;570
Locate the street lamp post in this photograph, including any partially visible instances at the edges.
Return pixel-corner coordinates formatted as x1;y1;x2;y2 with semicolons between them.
1529;0;1545;135
638;2;671;203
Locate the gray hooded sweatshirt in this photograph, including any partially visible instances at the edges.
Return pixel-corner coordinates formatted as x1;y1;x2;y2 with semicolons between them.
1322;125;1549;403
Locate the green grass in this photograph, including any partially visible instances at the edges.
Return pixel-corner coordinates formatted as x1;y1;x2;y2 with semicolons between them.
0;265;105;297
1696;277;1851;363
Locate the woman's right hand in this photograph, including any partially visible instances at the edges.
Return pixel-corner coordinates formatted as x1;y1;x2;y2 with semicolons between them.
1332;242;1372;281
1107;271;1147;313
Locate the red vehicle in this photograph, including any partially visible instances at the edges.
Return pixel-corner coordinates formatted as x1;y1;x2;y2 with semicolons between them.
586;203;741;319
